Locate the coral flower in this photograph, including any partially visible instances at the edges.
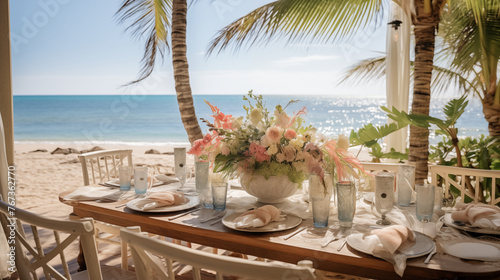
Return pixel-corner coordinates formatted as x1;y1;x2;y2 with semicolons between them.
284;129;297;140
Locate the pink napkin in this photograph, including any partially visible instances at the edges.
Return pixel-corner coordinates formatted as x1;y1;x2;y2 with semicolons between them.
371;225;416;254
130;191;186;210
233;205;285;228
451;203;500;230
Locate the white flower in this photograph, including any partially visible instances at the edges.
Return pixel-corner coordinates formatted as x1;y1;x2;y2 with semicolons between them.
276;153;286;163
290;138;304;150
249;108;264;126
338;134;349;150
231;116;243;129
260;135;270;148
267;144;278;155
283;145;296;162
265;126;283;144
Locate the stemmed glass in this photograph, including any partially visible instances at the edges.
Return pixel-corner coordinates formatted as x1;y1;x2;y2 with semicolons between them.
374;172;395;225
174;147;187;190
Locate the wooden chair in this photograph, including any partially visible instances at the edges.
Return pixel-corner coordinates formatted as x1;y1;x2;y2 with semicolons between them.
78;149;133;186
120;228;317;280
0;200;138;280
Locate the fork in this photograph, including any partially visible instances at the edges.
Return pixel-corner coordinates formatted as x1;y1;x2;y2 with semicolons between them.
424;246;437;264
200;210;227;223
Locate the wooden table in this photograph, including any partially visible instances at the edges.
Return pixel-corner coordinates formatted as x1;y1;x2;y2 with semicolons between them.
60;192;500;280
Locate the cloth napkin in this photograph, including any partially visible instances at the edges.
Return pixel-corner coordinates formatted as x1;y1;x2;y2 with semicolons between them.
63;186;122;201
356;225;415;277
451;203;500;230
233;205;285;228
128;191;186;211
109;174;177;186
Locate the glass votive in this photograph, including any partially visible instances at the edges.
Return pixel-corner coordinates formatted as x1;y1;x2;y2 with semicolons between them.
134;166;148;194
119;166;133;191
195;161;212;208
416;183;435;222
397;165;414;207
174;147;187;187
336;181;356;228
309;174;333;228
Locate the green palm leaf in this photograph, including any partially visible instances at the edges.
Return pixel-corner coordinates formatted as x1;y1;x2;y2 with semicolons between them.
116;0;172;84
207;0;385;54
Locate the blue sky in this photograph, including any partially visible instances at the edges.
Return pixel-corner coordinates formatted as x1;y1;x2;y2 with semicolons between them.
10;0;388;96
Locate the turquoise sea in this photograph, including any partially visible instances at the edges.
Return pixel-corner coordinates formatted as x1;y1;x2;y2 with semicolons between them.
13;95;488;145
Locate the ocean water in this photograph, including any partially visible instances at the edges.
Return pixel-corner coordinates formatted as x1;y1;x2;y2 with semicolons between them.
13;95;488;145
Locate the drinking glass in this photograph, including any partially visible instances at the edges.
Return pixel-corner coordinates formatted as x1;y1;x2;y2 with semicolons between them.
397;165;414;206
336;181;356;228
309;174;333;228
134;166;148;194
119;166;133;191
374;172;395;225
174;147;187;188
211;173;228;211
416;183;435;222
195;160;212;208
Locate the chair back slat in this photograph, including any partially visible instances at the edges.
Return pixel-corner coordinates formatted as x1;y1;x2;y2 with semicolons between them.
78;149;133;185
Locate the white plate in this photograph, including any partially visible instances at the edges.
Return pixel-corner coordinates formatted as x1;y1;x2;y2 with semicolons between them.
346;231;435;258
126;195;200;213
222;212;302;233
105;179;164;188
443;213;500;235
443;241;500;261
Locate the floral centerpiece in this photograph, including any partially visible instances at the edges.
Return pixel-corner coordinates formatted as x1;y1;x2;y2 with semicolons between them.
188;92;366;202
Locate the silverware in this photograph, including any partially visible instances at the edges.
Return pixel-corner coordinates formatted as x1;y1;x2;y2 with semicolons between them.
168;207;200;221
337;240;347;251
209;217;224;225
321;236;339;248
200;210;227;223
424;246;437;264
284;227;306;241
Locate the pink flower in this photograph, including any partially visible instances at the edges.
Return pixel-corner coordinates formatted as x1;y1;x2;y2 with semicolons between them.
202;133;212;145
265;126;283;144
245;143;270;163
284;129;297;140
282;145;296;162
188;139;205;157
275;111;291;128
206;101;233;129
221;144;230;155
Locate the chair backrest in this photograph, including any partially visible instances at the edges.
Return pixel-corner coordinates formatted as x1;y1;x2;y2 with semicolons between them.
78;149;133;185
361;162;415;192
430;165;500;205
0;200;103;280
120;228;316;280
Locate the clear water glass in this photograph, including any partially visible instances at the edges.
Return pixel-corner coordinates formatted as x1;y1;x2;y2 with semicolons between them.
195;161;212;208
416;183;435;222
119;166;133;191
374;172;395;225
211;182;228;211
336;181;356;228
309;174;333;228
397;165;414;206
174;147;187;188
134;166;148;194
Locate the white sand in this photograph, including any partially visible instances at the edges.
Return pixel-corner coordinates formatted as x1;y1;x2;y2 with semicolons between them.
14;142;194;210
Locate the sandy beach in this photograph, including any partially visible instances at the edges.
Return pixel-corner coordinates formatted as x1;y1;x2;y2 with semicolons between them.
14;142;195;211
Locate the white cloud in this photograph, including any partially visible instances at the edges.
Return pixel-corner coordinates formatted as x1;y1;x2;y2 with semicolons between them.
274;55;339;66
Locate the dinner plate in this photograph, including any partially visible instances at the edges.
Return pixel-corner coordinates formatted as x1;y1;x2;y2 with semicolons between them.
105;179;164;188
443;241;500;261
443;213;500;235
346;231;435;258
222;212;302;233
126;195;200;213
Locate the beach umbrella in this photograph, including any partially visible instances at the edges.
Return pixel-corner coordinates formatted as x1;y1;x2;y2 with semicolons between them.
385;3;411;155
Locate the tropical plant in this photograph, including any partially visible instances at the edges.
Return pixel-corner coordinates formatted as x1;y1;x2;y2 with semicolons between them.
116;0;203;144
206;0;451;184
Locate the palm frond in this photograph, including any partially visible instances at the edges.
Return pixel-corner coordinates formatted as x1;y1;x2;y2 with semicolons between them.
207;0;386;55
443;95;468;125
116;0;172;84
339;56;386;85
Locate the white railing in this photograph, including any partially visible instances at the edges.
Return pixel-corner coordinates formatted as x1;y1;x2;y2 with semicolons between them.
430;165;500;205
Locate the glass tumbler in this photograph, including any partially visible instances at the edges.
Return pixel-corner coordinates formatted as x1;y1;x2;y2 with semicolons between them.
309;174;333;228
195;161;212;208
134;166;148;194
397;165;414;206
174;147;187;188
416;183;435;222
336;181;356;228
119;166;133;191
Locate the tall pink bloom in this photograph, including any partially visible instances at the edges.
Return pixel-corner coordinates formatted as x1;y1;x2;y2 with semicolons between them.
284;129;297;140
205;101;233;129
265;126;283;144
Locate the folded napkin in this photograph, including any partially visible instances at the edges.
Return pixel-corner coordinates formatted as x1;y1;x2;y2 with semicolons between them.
63;186;120;201
129;191;186;211
451;203;500;230
359;225;415;277
233;205;285;228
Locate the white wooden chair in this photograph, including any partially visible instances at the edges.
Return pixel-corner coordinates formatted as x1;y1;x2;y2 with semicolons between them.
430;165;500;205
120;228;317;280
0;200;138;280
78;149;133;186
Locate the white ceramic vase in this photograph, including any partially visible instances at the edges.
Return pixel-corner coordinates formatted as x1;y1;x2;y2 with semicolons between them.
239;172;298;204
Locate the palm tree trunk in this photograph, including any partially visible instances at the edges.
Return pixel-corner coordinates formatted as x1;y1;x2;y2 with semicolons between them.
172;0;203;144
410;1;441;184
482;88;500;136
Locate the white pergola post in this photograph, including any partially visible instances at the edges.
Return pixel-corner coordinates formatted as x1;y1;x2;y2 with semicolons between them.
385;3;411;155
0;0;14;166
